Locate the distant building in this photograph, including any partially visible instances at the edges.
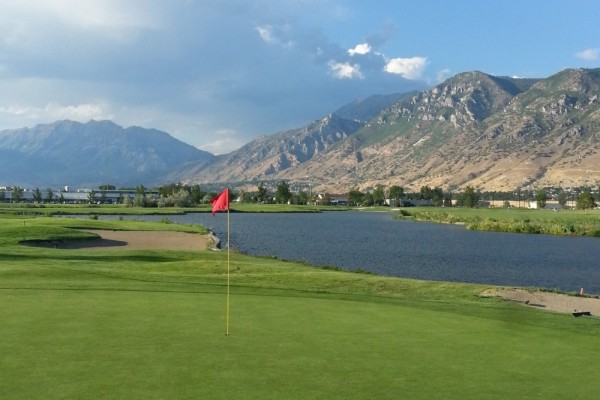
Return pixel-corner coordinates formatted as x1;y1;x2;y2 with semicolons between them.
1;188;159;204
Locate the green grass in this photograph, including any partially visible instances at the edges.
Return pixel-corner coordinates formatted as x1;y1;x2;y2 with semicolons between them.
1;217;600;399
400;206;600;236
0;202;348;216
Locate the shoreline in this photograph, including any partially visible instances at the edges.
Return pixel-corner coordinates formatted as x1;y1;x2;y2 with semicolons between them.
18;229;600;315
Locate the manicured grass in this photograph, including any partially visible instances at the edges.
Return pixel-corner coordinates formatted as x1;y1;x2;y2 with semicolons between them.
400;206;600;236
1;217;599;399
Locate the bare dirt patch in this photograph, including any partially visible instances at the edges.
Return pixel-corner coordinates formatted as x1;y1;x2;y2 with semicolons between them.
26;230;210;251
482;288;600;316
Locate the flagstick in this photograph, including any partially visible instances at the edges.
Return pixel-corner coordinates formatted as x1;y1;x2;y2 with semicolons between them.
226;206;231;336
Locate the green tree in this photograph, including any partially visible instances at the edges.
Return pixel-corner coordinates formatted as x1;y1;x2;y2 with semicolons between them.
88;190;96;204
45;188;54;203
389;185;404;206
576;189;596;210
59;192;65;204
535;189;548;209
0;189;5;202
372;186;385;206
296;190;310;205
275;181;292;204
419;186;434;200
432;187;444;207
557;190;568;207
99;184;116;190
11;186;24;203
171;190;191;207
461;186;479;208
362;193;374;206
348;188;364;206
443;193;453;207
241;191;253;203
320;194;332;206
33;187;43;203
99;188;107;204
256;182;269;203
133;193;151;207
188;185;206;204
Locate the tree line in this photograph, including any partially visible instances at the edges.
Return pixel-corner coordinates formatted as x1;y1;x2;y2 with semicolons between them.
1;182;598;210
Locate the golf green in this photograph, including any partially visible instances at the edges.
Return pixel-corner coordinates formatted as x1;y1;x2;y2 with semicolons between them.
1;217;599;399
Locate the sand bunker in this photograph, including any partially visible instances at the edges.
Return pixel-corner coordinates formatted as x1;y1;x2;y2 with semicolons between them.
482;288;600;316
26;229;209;251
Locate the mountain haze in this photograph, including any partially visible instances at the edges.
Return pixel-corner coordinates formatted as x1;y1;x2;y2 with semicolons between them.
0;120;214;188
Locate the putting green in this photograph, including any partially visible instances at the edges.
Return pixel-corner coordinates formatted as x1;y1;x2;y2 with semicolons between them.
2;285;599;399
1;217;599;399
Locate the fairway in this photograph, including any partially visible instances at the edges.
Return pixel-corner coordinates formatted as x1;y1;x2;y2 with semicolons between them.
1;217;600;399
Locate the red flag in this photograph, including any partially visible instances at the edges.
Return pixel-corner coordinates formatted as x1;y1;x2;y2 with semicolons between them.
210;188;229;216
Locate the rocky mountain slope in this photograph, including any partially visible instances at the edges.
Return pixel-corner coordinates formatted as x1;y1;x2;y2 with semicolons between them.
3;68;599;193
0;120;214;188
183;68;600;192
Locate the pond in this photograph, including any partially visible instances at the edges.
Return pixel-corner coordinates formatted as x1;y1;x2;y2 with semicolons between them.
88;211;600;294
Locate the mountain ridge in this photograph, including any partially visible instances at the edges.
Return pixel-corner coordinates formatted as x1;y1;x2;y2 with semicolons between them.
181;67;600;192
0;119;214;188
3;67;600;193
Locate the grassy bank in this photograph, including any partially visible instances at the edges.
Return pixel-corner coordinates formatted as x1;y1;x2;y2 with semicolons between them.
0;202;348;216
1;217;599;399
399;207;600;236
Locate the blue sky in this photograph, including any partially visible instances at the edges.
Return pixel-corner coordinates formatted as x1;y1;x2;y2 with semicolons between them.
1;0;599;154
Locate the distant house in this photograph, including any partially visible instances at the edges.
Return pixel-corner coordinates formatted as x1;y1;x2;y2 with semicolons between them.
528;201;563;210
315;194;348;206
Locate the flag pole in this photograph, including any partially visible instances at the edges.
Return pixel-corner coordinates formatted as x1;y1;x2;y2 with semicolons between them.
226;205;231;336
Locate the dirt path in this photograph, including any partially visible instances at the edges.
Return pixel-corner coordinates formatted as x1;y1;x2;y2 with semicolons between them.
482;288;600;316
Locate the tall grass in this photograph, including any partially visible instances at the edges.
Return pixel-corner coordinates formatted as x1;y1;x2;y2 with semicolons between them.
400;207;600;236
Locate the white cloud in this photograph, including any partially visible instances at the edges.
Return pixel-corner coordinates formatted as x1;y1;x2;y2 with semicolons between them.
0;0;161;44
348;43;371;56
575;48;600;60
328;61;363;79
384;57;427;80
0;102;111;123
255;24;294;48
435;68;452;83
198;129;246;155
256;25;276;44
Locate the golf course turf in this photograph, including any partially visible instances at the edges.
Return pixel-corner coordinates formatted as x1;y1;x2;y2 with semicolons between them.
1;216;599;399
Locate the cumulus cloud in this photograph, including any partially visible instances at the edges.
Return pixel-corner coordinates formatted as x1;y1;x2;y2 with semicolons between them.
0;2;428;154
348;43;371;56
384;57;428;80
575;48;600;60
328;61;363;79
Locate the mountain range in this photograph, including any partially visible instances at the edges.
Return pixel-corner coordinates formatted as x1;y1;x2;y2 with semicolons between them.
2;67;600;192
180;67;600;193
0;120;214;188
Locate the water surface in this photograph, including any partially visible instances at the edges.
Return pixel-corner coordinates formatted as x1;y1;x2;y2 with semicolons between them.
93;211;600;294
